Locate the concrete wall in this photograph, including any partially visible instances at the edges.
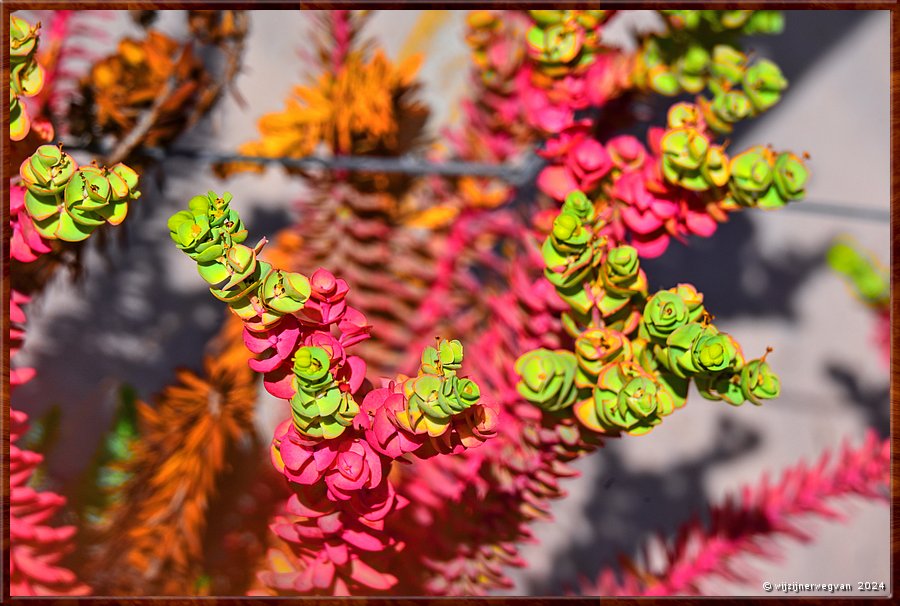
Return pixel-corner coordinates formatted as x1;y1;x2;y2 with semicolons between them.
12;9;890;596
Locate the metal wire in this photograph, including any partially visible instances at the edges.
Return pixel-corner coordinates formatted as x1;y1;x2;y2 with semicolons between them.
780;201;889;224
64;143;889;224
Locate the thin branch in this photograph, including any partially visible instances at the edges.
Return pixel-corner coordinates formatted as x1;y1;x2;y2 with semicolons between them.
102;74;177;166
183;12;249;132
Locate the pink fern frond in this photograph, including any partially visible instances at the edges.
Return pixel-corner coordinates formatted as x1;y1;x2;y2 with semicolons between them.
10;409;90;596
580;431;890;596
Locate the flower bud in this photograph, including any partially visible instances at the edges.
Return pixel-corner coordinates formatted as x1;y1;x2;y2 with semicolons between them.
662;323;705;378
696;372;745;406
600;245;646;299
701;144;731;188
647;65;678;95
661;127;711;191
745;11;784;35
526;24;583;67
668;284;705;322
740;358;781;405
675;45;709;93
168;211;211;252
691;332;740;374
290;386;359;439
221;244;257;289
743;59;787;113
729;146;775;206
667;103;702;130
542;210;596;292
710;45;747;86
561;190;596;223
574;328;632;387
20;145;77;195
772;152;809;203
260;270;311;314
439;339;464;372
721;10;753;29
514;349;579;412
641;291;690;342
574;362;675;435
712;90;752;126
10;16;39;59
292;346;332;393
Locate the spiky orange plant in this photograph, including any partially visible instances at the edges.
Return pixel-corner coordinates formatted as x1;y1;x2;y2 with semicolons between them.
70;30;209;150
88;354;257;595
234;49;426;162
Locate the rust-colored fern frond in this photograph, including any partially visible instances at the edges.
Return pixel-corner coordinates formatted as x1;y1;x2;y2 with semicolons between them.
221;43;428;173
87;355;257;595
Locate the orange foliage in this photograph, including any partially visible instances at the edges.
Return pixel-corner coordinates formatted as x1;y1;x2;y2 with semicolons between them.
89;354;256;595
229;49;428;167
188;10;248;44
72;30;208;147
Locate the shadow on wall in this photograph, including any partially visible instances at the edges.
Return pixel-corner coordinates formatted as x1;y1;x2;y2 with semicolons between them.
527;416;762;595
517;10;878;596
825;363;890;437
642;213;829;321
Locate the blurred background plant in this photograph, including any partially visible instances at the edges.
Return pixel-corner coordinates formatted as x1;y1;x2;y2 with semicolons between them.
7;8;890;598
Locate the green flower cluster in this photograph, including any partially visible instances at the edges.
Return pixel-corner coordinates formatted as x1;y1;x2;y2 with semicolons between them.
698;48;787;134
827;239;890;308
519;219;782;435
525;10;609;78
660;103;731;191
290;347;359;439
639;292;780;407
658;103;809;206
727;146;809;209
401;339;482;437
20;145;141;242
168;191;311;327
514;348;579;412
10;15;45;141
540;191;648;337
574;361;679;436
661;10;784;35
633;12;787;123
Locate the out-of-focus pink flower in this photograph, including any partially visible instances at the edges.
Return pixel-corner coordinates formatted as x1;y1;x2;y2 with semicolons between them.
10;290;36;389
592;50;634;106
537;126;612;200
356;384;427;459
10;184;52;263
272;421;387;503
517;68;575;134
10;409;90;596
607;135;647;171
538;125;729;258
